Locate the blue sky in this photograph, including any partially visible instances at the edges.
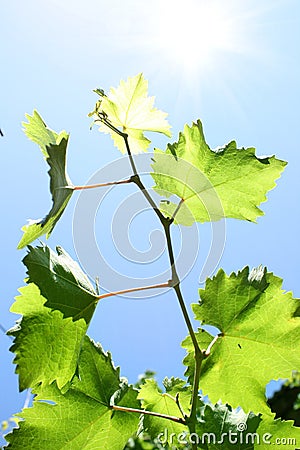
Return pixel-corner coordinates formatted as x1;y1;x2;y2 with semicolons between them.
1;0;300;439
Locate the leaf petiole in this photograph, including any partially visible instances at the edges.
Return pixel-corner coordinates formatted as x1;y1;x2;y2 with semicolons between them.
204;333;222;357
171;198;185;221
96;281;171;300
94;115;127;139
71;178;132;191
111;404;186;425
175;392;188;419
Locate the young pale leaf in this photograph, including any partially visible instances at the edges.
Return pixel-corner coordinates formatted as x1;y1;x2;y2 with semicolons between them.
5;337;140;450
182;267;300;414
137;378;191;444
23;244;98;324
91;73;171;154
8;283;86;391
196;402;261;449
18;111;73;249
151;121;286;225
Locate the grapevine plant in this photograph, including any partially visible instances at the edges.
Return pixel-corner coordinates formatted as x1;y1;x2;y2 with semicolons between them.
4;74;300;449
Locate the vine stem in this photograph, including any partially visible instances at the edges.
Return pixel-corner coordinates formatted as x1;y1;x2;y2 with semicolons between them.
99;115;203;446
96;281;171;300
163;223;200;355
111;404;185;425
189;351;203;443
121;133;202;447
123;135;167;223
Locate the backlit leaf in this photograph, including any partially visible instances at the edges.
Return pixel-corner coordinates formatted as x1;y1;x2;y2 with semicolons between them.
182;267;300;414
23;244;98;324
151;121;286;225
18;111;73;248
6;337;140;449
137;378;191;444
196;402;261;449
255;413;300;449
91;73;171;154
8;283;86;391
22;110;68;157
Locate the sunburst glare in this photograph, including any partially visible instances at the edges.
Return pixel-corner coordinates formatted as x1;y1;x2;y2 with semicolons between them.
157;0;238;71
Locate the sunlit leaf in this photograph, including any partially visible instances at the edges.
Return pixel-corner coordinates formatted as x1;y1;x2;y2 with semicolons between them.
182;267;300;414
196;402;261;449
6;337;140;449
151;120;286;225
23;244;98;324
18;111;73;248
137;378;191;444
8;283;86;391
256;412;300;449
91;73;171;154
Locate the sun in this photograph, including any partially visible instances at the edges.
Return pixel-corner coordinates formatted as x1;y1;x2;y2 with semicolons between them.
156;0;240;72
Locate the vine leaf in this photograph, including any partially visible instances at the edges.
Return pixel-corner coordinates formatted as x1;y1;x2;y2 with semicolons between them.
182;267;300;414
5;337;140;450
18;111;73;249
90;73;171;154
196;403;299;449
8;283;87;391
256;412;300;449
196;402;261;449
151;120;286;225
22;110;68;157
23;244;98;324
137;378;191;444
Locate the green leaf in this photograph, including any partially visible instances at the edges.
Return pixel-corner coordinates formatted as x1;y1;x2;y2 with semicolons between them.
182;267;300;414
137;378;191;444
197;407;300;450
91;73;171;154
196;402;261;449
151;120;286;225
18;111;73;249
5;337;140;449
23;244;98;323
22;110;68;157
8;283;86;391
255;413;300;449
